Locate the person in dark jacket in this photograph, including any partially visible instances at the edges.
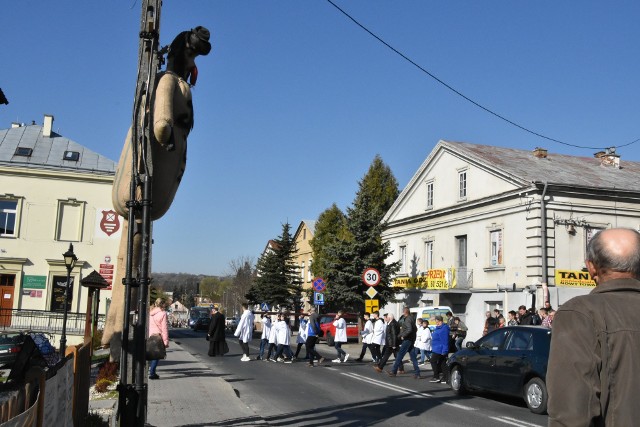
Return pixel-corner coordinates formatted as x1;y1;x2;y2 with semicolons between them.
548;228;640;426
429;315;450;382
517;305;534;325
305;307;325;367
373;313;402;373
206;307;227;357
388;307;420;378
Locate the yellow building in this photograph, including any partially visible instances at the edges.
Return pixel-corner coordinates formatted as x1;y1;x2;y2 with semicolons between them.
292;220;315;309
0;115;121;344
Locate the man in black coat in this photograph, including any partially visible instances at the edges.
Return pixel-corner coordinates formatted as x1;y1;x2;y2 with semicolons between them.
373;313;403;374
207;307;227;356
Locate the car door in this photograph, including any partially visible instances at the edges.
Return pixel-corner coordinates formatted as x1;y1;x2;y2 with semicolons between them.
465;329;509;392
494;329;535;396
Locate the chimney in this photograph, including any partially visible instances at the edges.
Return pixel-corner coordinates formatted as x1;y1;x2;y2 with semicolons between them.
533;147;548;159
595;147;620;168
43;114;54;137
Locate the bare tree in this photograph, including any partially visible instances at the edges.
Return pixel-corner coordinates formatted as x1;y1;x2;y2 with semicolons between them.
227;256;256;315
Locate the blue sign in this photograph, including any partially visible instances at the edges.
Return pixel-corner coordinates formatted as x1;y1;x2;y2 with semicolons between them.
260;302;270;311
314;292;325;306
313;277;326;292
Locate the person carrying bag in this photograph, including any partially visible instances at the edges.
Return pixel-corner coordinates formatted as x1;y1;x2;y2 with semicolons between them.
147;298;169;379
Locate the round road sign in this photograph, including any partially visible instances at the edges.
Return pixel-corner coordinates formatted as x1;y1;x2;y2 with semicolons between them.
362;268;381;286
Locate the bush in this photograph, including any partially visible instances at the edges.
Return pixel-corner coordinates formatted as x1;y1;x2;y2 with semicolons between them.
92;329;104;350
97;361;118;383
85;411;108;427
94;378;112;393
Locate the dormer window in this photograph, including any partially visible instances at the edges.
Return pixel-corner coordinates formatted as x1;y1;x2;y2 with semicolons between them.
63;151;80;161
14;147;32;157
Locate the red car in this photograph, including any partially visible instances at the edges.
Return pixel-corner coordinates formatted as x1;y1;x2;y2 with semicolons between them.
318;313;359;346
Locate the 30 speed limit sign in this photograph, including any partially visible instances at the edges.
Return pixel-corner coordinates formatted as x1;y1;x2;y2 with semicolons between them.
362;267;381;286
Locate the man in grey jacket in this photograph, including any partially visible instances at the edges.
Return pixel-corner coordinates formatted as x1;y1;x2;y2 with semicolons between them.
547;228;640;426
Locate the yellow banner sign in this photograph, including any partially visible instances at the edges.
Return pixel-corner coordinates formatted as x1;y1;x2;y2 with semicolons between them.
555;270;596;287
393;269;449;290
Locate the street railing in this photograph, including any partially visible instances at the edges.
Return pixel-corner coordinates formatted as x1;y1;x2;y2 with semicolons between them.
0;308;105;335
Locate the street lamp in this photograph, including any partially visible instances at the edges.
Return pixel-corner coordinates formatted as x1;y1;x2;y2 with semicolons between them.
60;243;77;357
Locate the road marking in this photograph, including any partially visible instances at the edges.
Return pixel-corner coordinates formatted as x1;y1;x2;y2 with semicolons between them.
342;372;475;411
489;416;543;427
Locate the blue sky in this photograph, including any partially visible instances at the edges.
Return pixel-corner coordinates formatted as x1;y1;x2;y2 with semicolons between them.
2;1;639;276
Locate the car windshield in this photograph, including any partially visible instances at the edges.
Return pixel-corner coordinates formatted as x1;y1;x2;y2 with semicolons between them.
0;333;22;345
319;316;334;324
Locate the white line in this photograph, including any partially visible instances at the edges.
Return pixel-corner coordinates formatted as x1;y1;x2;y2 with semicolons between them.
342;372;475;411
490;416;543;427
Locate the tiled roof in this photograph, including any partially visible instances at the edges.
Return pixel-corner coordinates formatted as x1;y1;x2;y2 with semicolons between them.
0;123;116;174
441;140;640;192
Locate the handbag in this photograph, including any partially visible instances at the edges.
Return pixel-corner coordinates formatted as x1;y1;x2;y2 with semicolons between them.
146;334;166;360
146;312;167;360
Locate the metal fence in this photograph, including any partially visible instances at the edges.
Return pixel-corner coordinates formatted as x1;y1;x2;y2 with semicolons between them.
0;309;106;335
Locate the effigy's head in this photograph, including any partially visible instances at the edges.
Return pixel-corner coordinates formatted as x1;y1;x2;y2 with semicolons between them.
167;26;212;85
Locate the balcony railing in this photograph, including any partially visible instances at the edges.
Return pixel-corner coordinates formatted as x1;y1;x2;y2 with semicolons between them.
454;267;473;290
0;308;106;335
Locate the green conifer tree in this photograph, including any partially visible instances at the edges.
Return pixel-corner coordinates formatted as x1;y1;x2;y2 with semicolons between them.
247;223;303;311
322;155;400;312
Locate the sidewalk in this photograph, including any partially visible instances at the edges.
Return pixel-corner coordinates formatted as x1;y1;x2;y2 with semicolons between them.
88;339;431;425
145;342;263;427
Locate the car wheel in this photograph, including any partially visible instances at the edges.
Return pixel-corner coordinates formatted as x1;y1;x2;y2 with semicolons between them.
450;365;466;395
524;377;548;414
326;332;334;346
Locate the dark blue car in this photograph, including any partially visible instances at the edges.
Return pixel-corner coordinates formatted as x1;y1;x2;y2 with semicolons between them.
447;326;551;414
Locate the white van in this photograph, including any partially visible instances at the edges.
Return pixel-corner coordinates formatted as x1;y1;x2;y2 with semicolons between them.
409;306;453;331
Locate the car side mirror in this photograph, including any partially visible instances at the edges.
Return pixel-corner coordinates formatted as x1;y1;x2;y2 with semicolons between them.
466;341;477;349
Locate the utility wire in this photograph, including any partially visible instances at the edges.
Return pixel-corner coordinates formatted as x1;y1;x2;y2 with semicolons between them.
326;0;639;151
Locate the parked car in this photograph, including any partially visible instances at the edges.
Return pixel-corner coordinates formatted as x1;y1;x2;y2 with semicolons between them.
318;313;359;346
447;325;551;414
192;315;211;331
188;307;210;329
225;317;238;330
0;331;26;368
410;306;454;332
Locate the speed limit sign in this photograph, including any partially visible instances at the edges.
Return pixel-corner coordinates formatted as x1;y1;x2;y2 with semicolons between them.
362;267;381;286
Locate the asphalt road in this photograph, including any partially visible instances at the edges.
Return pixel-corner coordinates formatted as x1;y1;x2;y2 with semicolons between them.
172;328;549;427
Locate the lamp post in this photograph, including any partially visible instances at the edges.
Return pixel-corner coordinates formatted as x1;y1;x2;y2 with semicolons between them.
60;243;78;357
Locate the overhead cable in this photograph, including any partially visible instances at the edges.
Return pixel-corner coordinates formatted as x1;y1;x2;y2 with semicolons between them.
325;0;639;151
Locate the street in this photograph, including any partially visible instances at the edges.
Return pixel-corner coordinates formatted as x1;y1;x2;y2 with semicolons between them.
171;328;548;427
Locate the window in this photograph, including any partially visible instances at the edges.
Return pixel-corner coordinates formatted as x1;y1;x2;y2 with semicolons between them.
425;241;434;270
63;151;80;161
459;171;467;199
479;329;509;350
426;181;434;209
0;200;17;237
14;147;32;157
308;259;313;281
399;245;407;274
490;229;503;266
56;200;84;242
50;275;74;312
301;261;305;279
585;228;603;255
505;330;534;351
456;235;467;267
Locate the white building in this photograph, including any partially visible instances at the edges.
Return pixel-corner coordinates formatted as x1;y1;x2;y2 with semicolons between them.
381;140;640;340
0;115;122;344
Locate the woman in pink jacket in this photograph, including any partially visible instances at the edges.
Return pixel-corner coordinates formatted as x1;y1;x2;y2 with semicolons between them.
148;298;169;379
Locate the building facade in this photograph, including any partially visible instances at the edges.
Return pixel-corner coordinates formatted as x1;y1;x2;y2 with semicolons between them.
293;220;315;310
0;116;121;342
381;140;640;340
